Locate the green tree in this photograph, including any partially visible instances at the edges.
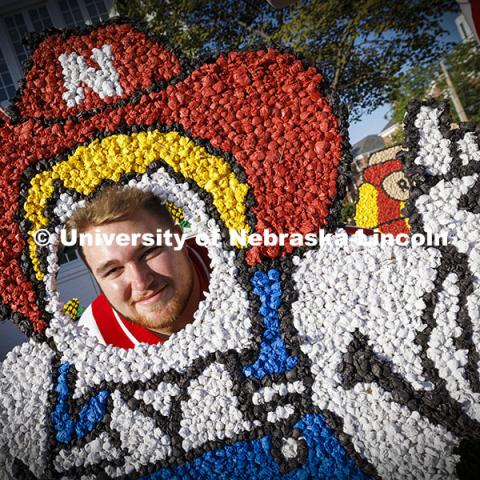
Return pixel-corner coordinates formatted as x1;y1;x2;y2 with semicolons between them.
271;0;456;120
441;39;480;122
115;0;456;121
390;38;480;135
114;0;275;58
388;62;435;143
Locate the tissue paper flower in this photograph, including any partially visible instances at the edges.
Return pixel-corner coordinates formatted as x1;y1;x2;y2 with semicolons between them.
355;145;411;236
0;20;479;480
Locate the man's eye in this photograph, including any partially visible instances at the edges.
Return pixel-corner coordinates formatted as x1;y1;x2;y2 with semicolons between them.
142;246;162;259
105;267;121;277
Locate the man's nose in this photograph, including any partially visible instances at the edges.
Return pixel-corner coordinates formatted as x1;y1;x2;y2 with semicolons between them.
128;262;154;292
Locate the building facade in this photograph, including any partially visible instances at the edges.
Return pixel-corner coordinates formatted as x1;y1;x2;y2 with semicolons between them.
0;0;114;106
456;0;480;44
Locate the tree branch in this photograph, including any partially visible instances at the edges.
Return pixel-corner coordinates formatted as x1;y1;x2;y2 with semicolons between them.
238;20;272;42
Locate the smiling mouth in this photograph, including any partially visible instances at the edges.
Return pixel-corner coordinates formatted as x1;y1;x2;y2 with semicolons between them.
135;285;168;305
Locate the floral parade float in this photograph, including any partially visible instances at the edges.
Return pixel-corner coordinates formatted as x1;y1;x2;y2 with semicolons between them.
0;19;480;480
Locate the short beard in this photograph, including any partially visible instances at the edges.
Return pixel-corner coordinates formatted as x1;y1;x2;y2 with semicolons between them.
131;273;194;334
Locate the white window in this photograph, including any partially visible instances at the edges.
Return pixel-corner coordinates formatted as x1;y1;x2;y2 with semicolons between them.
0;49;15;102
3;13;30;68
59;246;79;265
0;1;113;104
57;0;86;28
84;0;109;24
3;5;53;70
28;5;53;32
455;14;473;42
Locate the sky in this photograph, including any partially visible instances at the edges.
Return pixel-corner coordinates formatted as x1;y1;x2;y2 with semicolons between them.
348;10;463;146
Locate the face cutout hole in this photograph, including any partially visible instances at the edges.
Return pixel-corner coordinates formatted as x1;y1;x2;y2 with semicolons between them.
50;182;220;347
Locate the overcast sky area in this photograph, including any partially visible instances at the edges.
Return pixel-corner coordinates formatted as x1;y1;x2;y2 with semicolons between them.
348;10;463;145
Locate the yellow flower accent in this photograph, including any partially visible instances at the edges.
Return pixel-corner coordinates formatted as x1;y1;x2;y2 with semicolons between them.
166;202;184;223
399;201;410;230
355;183;378;229
25;131;250;280
64;297;80;320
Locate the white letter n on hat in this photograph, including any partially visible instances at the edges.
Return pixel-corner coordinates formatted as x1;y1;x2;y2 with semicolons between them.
59;44;123;108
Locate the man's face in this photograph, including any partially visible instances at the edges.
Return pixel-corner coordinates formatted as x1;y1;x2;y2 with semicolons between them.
82;209;194;335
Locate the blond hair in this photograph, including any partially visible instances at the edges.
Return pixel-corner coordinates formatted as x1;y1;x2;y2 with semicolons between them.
65;187;175;263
